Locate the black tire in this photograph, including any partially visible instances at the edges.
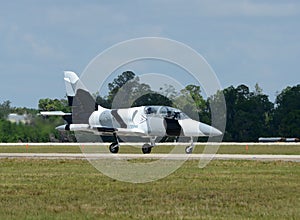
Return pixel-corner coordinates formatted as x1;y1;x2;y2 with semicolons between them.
109;142;119;154
185;146;193;154
142;144;152;154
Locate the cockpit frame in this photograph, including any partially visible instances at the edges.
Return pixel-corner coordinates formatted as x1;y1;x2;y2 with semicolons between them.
144;106;189;120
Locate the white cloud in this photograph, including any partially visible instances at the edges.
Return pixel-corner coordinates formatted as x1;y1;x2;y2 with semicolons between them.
45;4;130;30
240;1;299;17
140;0;300;18
23;34;62;60
202;0;300;17
1;1;300;107
0;21;65;62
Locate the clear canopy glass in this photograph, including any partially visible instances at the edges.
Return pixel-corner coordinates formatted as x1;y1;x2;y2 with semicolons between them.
144;106;189;119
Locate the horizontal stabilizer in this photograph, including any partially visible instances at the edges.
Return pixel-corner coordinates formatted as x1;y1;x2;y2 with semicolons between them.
40;111;72;116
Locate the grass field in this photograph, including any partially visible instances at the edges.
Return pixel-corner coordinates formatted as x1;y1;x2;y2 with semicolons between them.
0;143;299;155
0;159;299;219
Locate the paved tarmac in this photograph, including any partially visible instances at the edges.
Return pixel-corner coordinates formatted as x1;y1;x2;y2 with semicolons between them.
0;153;299;162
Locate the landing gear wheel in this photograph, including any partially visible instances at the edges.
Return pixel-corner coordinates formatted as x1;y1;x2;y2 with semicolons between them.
142;144;152;154
109;142;119;154
185;146;193;154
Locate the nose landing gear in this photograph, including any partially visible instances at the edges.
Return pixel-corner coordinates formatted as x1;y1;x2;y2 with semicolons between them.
185;137;195;154
109;142;119;153
109;133;119;154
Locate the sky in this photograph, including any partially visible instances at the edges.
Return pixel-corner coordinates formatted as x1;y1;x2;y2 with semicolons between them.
0;0;299;108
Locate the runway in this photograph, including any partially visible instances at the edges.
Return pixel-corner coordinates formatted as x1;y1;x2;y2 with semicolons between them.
0;153;299;162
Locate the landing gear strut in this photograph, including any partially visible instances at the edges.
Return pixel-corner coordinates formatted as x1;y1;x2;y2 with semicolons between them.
109;133;119;154
185;137;195;154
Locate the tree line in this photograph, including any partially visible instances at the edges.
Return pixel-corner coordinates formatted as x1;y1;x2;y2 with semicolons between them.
0;71;299;142
0;100;72;142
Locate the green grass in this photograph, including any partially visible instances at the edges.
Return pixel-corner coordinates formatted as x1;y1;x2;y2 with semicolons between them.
0;145;81;153
0;159;299;219
0;144;299;155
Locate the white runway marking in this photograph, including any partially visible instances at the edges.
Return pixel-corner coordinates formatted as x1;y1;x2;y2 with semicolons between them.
0;153;299;162
0;142;299;146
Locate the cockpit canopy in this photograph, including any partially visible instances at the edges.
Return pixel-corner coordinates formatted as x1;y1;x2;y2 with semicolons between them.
144;106;189;120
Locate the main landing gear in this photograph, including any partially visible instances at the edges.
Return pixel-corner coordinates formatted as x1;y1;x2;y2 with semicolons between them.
108;135;156;154
108;135;194;154
142;136;156;154
142;143;152;154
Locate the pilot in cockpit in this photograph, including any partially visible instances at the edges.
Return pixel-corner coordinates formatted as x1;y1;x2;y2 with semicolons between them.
146;107;153;114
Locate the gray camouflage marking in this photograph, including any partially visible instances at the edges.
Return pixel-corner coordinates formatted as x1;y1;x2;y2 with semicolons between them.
111;110;127;128
99;110;114;128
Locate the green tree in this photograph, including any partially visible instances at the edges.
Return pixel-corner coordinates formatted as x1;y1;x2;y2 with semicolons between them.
0;100;11;119
132;93;172;107
110;76;152;108
272;85;300;137
221;84;273;141
38;98;70;112
106;71;136;106
174;85;209;122
97;71;174;108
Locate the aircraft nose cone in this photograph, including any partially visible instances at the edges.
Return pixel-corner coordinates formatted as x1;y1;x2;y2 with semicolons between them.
199;122;222;136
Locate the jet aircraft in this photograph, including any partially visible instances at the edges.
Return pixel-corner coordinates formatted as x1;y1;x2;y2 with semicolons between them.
41;71;222;154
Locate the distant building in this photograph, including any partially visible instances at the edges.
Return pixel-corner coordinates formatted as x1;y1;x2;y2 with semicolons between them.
7;113;31;124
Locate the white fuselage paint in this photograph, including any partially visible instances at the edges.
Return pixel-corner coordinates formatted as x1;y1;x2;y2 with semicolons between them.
88;105;221;137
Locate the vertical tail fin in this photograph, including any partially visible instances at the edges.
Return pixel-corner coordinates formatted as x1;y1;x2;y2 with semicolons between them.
64;71;80;106
63;71;97;123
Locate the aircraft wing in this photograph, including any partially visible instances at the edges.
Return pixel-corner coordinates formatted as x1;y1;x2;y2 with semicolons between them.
56;124;147;136
114;128;147;136
93;126;147;136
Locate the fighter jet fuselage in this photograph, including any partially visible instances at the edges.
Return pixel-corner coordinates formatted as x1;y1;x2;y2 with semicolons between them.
86;105;221;138
41;71;222;154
